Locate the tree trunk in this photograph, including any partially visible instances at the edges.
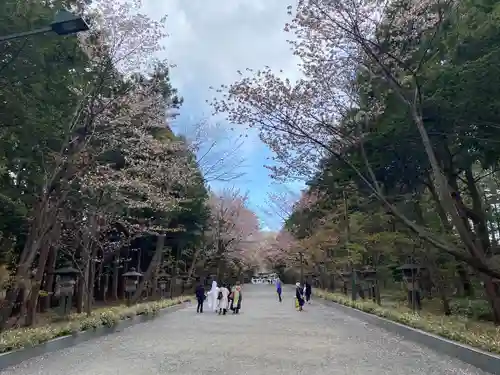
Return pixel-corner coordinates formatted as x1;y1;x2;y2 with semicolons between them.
26;243;52;326
85;244;98;316
464;167;500;323
76;275;84;313
483;277;500;324
187;246;203;280
130;235;165;305
440;289;451;316
0;194;62;330
0;240;42;330
426;181;452;232
111;255;119;300
97;261;106;301
41;247;57;312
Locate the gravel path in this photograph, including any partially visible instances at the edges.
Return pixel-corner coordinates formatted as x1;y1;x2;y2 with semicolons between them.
0;285;491;375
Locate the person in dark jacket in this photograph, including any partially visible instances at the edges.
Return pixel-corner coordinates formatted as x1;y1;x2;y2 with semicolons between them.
195;280;205;313
304;280;312;304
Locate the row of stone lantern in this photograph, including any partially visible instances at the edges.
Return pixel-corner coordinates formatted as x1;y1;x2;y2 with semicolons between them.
337;263;425;309
47;260;204;315
339;267;378;301
50;263;172;314
48;263;144;314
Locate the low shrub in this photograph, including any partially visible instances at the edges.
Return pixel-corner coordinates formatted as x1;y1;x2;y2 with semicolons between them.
450;298;492;321
0;296;192;354
314;290;500;354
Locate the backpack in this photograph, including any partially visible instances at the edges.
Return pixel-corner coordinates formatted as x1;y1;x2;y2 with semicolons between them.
217;291;223;300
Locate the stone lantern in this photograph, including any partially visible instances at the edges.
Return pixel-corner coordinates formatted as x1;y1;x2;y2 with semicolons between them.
340;269;361;299
157;272;170;298
122;267;142;305
360;267;378;302
339;271;351;296
397;263;424;310
54;263;79;315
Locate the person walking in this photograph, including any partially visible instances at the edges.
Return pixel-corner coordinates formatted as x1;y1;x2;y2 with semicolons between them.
276;277;282;302
207;280;219;313
218;283;230;315
230;282;243;313
295;281;305;311
195;279;205;313
304;279;312;304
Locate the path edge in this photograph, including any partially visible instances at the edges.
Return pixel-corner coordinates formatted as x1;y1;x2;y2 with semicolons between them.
0;301;191;371
318;298;500;375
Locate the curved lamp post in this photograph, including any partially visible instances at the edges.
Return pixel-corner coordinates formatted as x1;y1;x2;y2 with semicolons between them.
0;9;89;43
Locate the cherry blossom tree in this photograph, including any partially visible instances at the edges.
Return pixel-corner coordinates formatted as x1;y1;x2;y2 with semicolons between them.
293;189;323;212
210;0;500;289
182;119;247;183
205;188;261;277
0;0;188;326
263;229;298;267
249;231;279;271
72;1;195;309
261;185;300;222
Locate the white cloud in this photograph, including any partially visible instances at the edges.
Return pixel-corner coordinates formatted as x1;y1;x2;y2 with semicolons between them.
143;0;300;88
142;0;301;156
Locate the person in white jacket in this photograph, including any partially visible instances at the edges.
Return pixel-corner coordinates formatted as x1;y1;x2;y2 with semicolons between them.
218;283;230;315
207;280;219;312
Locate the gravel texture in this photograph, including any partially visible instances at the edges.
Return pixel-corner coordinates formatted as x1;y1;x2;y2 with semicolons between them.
0;285;491;375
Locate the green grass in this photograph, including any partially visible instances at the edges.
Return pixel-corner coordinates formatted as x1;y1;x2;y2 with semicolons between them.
314;290;500;354
0;296;193;354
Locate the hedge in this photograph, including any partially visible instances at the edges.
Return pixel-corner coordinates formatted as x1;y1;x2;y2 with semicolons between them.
314;290;500;354
0;296;193;354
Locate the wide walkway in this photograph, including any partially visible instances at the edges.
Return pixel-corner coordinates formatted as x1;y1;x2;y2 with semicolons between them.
0;285;490;375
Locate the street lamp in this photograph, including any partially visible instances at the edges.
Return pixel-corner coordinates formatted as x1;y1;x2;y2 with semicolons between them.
0;9;89;43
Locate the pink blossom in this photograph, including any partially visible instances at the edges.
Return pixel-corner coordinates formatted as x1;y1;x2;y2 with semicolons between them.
206;189;261;267
262;229;298;266
293;189;323;211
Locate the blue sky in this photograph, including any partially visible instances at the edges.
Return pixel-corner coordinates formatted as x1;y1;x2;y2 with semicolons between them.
143;0;305;231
